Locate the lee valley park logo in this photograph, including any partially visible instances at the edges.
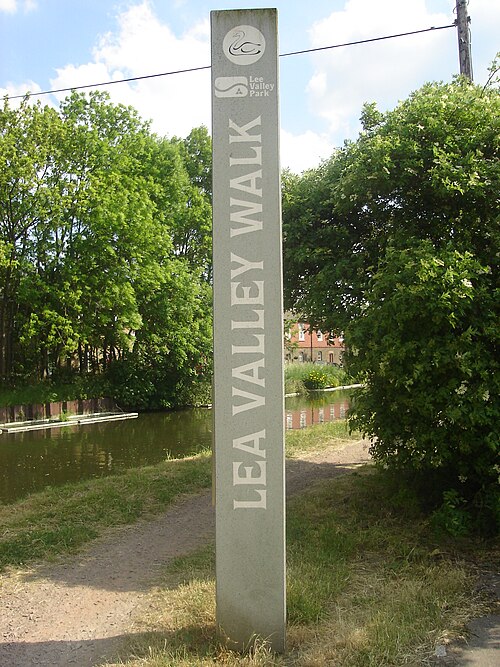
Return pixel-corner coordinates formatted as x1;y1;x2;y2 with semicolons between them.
215;25;275;98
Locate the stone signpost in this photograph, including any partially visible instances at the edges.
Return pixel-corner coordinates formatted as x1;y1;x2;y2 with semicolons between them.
211;8;286;653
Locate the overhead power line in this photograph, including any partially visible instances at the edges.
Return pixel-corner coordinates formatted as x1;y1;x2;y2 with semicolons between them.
5;23;456;101
279;23;455;57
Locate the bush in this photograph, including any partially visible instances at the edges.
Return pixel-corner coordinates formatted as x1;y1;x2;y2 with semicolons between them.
347;243;499;535
304;369;328;390
285;362;352;394
284;376;306;395
105;358;156;409
283;78;500;535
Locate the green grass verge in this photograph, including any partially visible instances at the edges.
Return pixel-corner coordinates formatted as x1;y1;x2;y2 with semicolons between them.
284;362;352;395
106;467;494;667
0;450;212;570
0;423;357;571
285;420;360;458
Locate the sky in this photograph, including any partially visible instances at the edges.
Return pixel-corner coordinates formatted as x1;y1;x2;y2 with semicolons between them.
0;0;498;173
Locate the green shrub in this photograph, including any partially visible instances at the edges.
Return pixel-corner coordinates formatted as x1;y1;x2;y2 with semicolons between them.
431;490;471;538
348;243;499;535
304;370;328;390
284;376;306;395
285;362;353;394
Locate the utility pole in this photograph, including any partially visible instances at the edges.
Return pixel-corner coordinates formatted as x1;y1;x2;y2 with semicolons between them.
456;0;473;80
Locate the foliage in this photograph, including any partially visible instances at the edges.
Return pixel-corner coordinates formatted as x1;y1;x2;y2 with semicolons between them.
303;369;328;390
285;362;352;394
347;242;499;533
431;489;471;538
0;92;213;408
0;374;111;407
106;466;490;667
283;313;300;358
283;77;500;532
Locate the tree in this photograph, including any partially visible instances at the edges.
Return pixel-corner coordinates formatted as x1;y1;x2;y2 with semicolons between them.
170;126;213;279
0;92;214;407
283;78;499;531
0;97;64;378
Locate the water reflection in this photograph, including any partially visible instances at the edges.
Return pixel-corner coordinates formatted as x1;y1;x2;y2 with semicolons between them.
285;391;350;429
0;391;351;504
0;410;212;504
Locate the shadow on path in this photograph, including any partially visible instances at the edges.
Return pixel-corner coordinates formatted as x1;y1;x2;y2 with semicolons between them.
1;624;216;667
22;441;371;595
0;634;129;667
0;440;371;667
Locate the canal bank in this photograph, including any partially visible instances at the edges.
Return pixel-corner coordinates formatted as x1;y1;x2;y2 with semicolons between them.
0;391;354;504
0;411;138;434
0;431;496;667
0;397;117;425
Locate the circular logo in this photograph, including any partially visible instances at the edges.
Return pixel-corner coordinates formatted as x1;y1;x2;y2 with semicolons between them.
223;25;266;65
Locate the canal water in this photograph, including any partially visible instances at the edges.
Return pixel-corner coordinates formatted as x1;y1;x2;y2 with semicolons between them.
0;390;351;504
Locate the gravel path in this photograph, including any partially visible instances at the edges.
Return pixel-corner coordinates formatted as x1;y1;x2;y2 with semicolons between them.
0;439;371;667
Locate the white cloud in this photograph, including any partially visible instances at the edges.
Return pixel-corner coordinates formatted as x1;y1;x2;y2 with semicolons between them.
0;0;36;12
307;0;454;142
0;79;42;105
280;129;333;174
48;0;330;172
50;0;211;139
0;0;17;12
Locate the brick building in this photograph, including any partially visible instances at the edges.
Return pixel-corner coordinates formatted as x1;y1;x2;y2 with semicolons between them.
285;322;344;365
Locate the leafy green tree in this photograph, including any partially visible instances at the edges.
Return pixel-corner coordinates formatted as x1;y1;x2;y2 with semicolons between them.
1;92;214;407
346;242;498;532
170;126;213;278
129;258;212;409
55;92;157;372
283;78;499;531
0;97;64;378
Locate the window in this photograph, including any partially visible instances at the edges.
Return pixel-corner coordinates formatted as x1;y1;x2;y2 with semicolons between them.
329;352;334;363
317;351;322;361
298;323;305;341
317;330;323;341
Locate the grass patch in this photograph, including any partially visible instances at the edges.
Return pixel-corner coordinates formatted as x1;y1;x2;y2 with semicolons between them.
0;421;356;571
285;363;352;395
0;450;212;570
285;420;361;458
105;467;495;667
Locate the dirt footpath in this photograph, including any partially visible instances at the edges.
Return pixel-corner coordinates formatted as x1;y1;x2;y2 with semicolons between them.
0;440;371;667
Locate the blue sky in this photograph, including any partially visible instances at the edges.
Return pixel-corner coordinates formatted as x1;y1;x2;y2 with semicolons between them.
1;1;498;172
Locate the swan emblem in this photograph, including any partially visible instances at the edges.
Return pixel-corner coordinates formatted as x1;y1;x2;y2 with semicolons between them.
228;30;262;57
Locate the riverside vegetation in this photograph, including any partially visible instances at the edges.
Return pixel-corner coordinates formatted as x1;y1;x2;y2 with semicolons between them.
1;93;213;411
0;358;349;409
283;74;500;535
0;422;496;666
3;75;497;532
284;362;352;395
1;66;498;664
